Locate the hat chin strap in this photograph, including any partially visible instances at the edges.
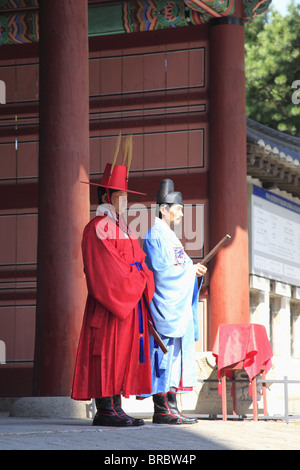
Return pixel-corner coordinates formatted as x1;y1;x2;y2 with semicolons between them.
105;188;112;206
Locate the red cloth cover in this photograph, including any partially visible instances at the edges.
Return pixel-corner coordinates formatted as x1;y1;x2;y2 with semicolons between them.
212;323;273;381
71;215;155;400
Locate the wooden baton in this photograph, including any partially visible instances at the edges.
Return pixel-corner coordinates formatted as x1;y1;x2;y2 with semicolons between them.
148;319;168;355
201;234;231;266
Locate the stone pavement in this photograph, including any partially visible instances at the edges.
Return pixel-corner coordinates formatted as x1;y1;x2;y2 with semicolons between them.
0;416;299;451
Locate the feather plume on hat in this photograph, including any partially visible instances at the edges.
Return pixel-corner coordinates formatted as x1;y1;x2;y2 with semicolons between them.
81;133;145;195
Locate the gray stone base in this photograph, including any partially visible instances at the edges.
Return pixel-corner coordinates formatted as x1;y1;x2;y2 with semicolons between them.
9;397;94;419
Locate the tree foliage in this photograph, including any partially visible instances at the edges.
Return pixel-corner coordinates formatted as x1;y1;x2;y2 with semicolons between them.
245;1;300;136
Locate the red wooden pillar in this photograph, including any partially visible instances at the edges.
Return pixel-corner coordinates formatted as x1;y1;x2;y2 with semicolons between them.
208;16;250;348
33;0;90;396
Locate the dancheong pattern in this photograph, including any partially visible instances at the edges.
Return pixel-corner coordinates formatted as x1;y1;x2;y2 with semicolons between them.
0;0;38;45
0;0;272;46
123;0;203;32
184;0;235;21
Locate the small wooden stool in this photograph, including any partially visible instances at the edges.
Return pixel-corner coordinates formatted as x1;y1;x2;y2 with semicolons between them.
220;361;268;421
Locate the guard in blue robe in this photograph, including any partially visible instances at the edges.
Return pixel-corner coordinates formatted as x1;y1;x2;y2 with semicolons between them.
142;179;207;424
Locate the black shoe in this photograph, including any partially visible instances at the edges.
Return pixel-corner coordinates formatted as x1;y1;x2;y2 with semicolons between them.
113;395;144;426
152;393;182;425
167;391;198;424
92;397;133;427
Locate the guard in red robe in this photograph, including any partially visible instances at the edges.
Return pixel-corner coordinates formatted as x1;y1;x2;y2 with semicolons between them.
71;135;155;427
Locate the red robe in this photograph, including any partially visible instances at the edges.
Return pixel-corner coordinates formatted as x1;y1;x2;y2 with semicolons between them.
71;213;155;400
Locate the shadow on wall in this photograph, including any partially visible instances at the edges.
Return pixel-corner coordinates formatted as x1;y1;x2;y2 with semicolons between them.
179;352;265;418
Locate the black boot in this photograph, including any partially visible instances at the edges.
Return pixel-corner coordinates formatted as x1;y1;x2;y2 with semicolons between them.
113;395;144;426
167;391;198;424
92;397;133;427
152;393;182;424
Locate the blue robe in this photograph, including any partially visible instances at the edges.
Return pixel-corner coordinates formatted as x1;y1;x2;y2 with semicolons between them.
142;217;202;395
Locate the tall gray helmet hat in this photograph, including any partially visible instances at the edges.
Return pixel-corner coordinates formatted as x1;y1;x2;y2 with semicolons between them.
156;179;183;206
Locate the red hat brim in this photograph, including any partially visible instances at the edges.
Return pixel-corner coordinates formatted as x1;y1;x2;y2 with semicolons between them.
80;162;146;195
80;181;146;196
